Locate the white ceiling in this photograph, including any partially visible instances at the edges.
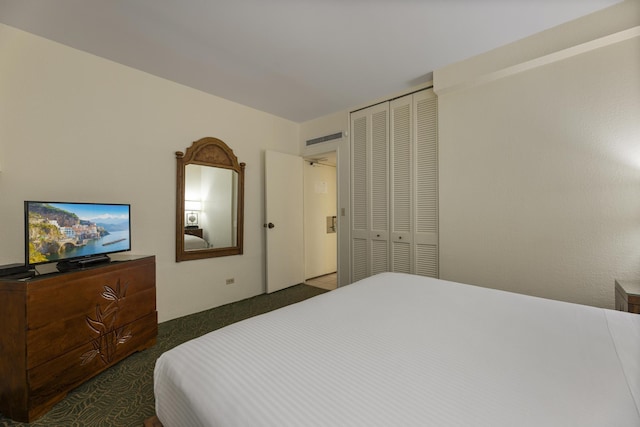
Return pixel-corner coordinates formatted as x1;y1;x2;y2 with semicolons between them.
0;0;623;123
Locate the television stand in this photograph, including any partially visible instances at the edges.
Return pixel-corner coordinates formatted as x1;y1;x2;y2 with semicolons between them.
0;255;156;422
56;254;111;272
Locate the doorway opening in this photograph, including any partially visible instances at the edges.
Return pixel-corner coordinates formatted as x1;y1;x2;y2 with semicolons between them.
303;151;337;291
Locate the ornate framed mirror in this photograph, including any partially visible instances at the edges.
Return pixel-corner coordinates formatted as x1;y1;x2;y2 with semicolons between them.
176;137;245;261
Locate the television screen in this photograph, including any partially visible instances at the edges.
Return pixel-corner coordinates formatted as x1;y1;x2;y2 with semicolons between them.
25;201;131;267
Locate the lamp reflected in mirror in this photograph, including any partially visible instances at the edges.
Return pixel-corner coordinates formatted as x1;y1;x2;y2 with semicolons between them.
185;200;201;228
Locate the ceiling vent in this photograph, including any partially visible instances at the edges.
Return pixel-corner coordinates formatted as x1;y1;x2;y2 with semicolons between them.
306;131;344;146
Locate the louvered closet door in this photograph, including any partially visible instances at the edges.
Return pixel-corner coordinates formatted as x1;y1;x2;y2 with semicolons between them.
351;103;389;282
413;89;438;277
389;90;438;277
390;94;414;273
350;89;437;282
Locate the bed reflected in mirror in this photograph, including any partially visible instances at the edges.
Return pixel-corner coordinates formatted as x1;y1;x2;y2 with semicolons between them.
176;137;245;262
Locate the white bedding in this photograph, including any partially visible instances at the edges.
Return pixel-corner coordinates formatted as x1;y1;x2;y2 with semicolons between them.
184;233;209;250
154;273;640;427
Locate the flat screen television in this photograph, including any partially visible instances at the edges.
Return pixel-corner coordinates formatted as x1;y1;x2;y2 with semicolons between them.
25;201;131;270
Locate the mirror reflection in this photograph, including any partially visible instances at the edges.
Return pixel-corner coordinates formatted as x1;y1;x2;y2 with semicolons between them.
184;165;238;251
176;137;245;262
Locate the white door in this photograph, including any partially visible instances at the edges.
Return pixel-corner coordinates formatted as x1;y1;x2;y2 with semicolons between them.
413;89;439;277
390;94;414;274
350;89;438;281
350;103;390;282
265;150;305;293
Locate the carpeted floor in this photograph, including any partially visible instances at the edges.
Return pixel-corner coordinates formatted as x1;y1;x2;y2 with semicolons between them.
0;284;327;427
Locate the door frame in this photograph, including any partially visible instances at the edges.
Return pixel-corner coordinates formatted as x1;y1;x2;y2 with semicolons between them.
301;142;348;288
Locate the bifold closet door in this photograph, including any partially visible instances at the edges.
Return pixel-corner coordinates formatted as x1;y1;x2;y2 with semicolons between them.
390;94;413;274
413;89;438;277
351;103;389;282
350;88;438;283
390;89;438;277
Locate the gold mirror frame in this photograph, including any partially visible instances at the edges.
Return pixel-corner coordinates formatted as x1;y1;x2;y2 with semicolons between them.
176;137;245;261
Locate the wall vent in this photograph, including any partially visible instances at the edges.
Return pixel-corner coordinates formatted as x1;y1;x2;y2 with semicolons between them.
306;131;344;146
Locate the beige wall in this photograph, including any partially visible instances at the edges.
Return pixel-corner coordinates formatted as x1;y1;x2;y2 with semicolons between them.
434;1;640;308
0;24;300;322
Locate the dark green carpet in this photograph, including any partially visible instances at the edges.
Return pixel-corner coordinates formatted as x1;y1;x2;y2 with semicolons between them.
0;284;327;427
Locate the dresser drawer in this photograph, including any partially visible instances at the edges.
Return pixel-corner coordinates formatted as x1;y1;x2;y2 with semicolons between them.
27;287;156;368
27;311;157;417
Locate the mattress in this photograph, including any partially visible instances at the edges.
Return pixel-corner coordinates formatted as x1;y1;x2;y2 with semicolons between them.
154;272;640;427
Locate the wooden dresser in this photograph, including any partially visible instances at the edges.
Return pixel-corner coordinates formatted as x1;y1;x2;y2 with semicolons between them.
0;255;157;422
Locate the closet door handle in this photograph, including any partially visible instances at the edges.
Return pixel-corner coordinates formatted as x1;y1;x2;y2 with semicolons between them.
264;222;275;229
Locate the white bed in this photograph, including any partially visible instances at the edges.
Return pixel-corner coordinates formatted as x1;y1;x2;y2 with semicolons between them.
184;233;209;250
154;272;640;427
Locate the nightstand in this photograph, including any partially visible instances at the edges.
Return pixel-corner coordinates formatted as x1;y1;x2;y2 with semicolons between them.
615;280;640;314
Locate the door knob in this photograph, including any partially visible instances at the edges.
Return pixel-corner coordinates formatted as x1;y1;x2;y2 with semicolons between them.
264;222;275;229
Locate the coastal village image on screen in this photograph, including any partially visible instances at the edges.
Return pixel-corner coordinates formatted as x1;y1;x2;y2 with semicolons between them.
28;203;130;264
